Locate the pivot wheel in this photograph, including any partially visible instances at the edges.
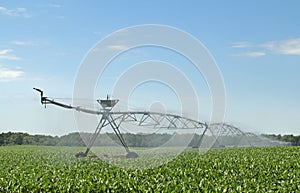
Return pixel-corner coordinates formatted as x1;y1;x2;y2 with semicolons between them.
75;152;87;158
126;151;139;158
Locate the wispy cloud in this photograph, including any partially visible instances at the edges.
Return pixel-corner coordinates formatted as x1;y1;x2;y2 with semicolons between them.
55;16;65;19
261;38;300;55
230;42;252;48
107;45;128;51
49;4;62;8
11;40;34;46
93;31;102;36
0;66;24;82
239;52;266;57
0;6;29;17
0;49;20;60
91;44;129;53
0;49;11;55
231;38;300;57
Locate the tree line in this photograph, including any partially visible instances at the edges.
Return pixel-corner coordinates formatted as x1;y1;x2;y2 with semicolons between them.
0;132;202;147
0;132;299;147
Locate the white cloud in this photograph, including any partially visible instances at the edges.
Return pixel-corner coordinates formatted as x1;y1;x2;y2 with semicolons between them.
0;49;12;55
0;6;29;17
93;31;102;36
107;45;128;51
231;42;252;48
0;67;24;81
231;38;300;57
0;49;20;60
261;38;300;55
58;16;65;19
91;47;101;52
242;52;266;57
11;40;34;46
49;4;61;8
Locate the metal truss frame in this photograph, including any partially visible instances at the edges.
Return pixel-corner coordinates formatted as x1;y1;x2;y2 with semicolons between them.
34;88;208;158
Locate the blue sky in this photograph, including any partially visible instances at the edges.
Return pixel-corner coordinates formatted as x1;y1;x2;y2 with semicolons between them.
0;1;299;135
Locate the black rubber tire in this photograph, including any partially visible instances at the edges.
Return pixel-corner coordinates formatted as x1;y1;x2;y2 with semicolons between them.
126;151;139;158
75;152;87;158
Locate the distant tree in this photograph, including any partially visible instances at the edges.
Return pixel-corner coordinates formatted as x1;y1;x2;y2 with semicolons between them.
14;135;23;145
58;132;85;146
0;135;3;145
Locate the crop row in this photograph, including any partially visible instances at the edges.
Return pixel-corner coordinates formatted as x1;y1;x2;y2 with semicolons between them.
0;146;299;192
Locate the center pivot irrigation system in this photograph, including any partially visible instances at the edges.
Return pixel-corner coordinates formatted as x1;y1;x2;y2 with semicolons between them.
34;88;211;158
34;88;289;158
